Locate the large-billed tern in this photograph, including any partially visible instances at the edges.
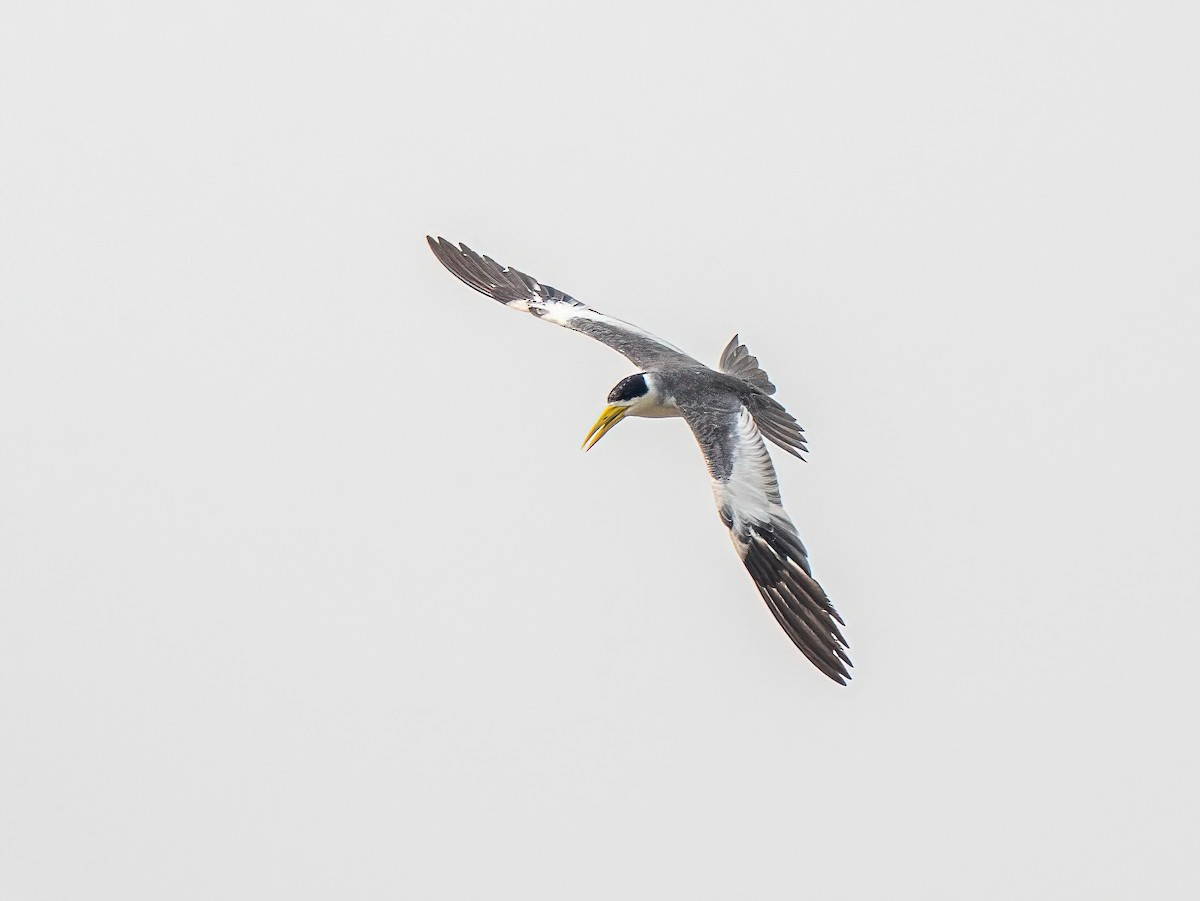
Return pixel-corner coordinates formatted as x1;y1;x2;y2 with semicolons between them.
428;237;851;684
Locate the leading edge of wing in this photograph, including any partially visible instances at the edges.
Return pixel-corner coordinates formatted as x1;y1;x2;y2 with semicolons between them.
427;236;697;369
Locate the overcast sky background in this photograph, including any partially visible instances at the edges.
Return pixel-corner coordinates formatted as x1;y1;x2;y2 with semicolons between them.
2;2;1198;898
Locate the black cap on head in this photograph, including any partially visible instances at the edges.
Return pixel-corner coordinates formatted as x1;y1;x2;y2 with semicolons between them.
607;373;649;404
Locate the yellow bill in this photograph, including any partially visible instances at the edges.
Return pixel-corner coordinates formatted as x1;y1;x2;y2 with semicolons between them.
581;404;628;452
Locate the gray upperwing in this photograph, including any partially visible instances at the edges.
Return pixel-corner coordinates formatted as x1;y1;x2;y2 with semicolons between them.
428;237;698;370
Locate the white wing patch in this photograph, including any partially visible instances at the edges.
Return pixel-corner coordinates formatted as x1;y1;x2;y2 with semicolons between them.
713;407;786;547
535;301;688;354
701;405;849;683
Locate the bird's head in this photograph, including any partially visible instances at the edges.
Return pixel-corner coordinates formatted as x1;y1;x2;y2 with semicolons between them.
581;373;657;451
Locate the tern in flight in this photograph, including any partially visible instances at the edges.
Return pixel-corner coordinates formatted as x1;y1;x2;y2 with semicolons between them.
427;237;851;683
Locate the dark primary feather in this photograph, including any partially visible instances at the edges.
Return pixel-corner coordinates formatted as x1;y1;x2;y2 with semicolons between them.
426;236;580;308
747;394;809;460
745;531;850;683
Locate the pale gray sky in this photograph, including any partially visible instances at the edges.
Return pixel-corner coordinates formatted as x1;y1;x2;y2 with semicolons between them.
2;1;1198;898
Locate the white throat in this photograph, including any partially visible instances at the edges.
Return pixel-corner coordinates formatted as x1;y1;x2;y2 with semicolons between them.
625;373;681;419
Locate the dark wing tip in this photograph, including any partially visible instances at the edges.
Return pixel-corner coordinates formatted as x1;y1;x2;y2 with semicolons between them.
426;236;535;307
426;235;461;257
745;534;851;684
775;443;808;462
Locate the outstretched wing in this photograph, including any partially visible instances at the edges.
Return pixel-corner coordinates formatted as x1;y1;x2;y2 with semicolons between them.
681;399;851;684
427;237;698;370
